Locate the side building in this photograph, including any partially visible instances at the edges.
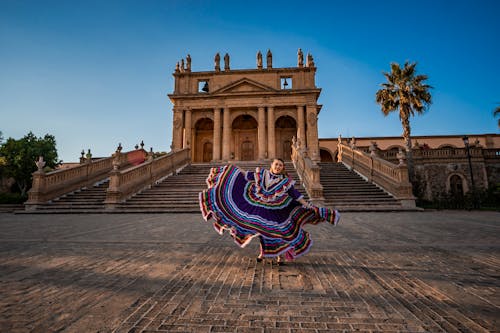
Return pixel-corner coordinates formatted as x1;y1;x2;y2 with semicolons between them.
319;134;500;203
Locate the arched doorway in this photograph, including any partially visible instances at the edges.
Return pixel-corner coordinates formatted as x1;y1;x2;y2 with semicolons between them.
320;149;334;162
450;174;464;197
194;118;214;162
233;115;258;160
275;116;297;160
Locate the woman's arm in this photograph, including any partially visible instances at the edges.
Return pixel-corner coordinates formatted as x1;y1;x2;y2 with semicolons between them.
245;170;255;181
287;186;312;207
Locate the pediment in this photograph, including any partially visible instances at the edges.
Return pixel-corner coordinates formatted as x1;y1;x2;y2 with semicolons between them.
211;78;277;94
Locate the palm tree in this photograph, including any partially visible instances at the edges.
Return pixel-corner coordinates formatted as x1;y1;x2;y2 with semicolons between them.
494;105;500;127
376;61;432;179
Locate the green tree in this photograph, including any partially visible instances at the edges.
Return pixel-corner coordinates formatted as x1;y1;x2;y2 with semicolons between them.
494;105;500;127
375;61;432;179
0;132;59;196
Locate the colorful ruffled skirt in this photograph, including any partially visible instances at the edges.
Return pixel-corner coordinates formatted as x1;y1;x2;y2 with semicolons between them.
199;164;338;260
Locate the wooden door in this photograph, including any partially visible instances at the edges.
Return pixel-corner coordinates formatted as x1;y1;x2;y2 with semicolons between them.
203;142;213;162
241;140;254;161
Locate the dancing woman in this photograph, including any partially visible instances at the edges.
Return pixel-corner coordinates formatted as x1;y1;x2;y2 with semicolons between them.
199;158;340;263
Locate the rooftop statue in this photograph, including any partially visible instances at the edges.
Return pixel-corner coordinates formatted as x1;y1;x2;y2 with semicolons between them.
266;49;272;69
214;53;220;72
257;51;263;69
297;48;304;67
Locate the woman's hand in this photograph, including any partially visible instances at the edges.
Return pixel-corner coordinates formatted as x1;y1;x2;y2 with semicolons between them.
298;198;313;209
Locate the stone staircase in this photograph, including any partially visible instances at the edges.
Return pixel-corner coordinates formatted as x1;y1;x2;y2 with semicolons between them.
117;163;213;213
23;179;110;213
118;161;307;213
18;161;416;213
319;162;413;211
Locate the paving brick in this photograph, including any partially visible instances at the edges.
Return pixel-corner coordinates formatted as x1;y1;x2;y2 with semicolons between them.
0;211;498;332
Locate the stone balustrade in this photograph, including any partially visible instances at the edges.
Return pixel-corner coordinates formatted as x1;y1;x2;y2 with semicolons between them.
104;148;191;209
338;142;415;207
291;141;324;204
25;150;142;210
483;148;500;159
379;147;496;162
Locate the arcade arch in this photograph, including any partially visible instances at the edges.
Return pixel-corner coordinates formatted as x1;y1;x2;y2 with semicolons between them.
194;118;214;162
232;115;258;161
275;116;297;160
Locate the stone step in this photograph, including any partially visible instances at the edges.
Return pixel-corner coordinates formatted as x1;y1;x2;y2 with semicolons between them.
319;162;404;210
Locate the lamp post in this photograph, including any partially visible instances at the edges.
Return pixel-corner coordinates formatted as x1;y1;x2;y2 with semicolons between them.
462;135;478;209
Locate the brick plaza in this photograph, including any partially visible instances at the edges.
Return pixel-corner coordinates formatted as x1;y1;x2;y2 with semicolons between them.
0;211;498;332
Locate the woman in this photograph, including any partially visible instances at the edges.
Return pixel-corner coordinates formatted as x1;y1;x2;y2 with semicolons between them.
199;158;340;264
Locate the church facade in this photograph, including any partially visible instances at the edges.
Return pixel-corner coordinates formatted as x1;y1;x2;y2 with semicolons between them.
168;50;321;162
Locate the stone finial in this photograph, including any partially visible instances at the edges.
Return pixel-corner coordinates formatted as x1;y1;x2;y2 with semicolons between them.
297;48;304;67
80;150;86;164
175;62;180;73
186;54;191;72
147;147;154;161
214;53;221;72
350;137;356;148
257;51;263;69
266;49;272;69
140;140;144;150
35;156;46;171
397;148;406;166
135;144;139;150
224;53;230;71
369;141;378;156
296;137;302;148
86;149;92;162
116;143;123;153
180;59;185;72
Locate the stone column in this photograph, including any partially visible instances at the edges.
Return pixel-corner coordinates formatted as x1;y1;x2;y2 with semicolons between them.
172;108;183;151
213;108;222;160
183;109;192;149
258;106;266;160
306;104;320;161
222;107;231;160
297;105;306;147
267;106;276;159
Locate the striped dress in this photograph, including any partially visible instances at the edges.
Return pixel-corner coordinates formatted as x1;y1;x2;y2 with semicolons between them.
199;164;338;260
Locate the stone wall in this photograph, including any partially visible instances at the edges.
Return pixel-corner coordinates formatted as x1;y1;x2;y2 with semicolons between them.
413;162;488;201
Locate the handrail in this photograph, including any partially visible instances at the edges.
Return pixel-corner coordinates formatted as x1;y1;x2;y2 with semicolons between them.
337;142;415;207
25;150;142;210
104;148;191;208
291;140;324;204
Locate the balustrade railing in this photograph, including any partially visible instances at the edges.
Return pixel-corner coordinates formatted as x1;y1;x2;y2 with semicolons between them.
483;148;500;158
104;148;191;208
291;141;324;204
378;147;494;162
25;149;140;209
337;142;415;207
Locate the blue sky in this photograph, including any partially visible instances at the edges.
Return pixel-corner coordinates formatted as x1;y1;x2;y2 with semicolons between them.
1;0;499;162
